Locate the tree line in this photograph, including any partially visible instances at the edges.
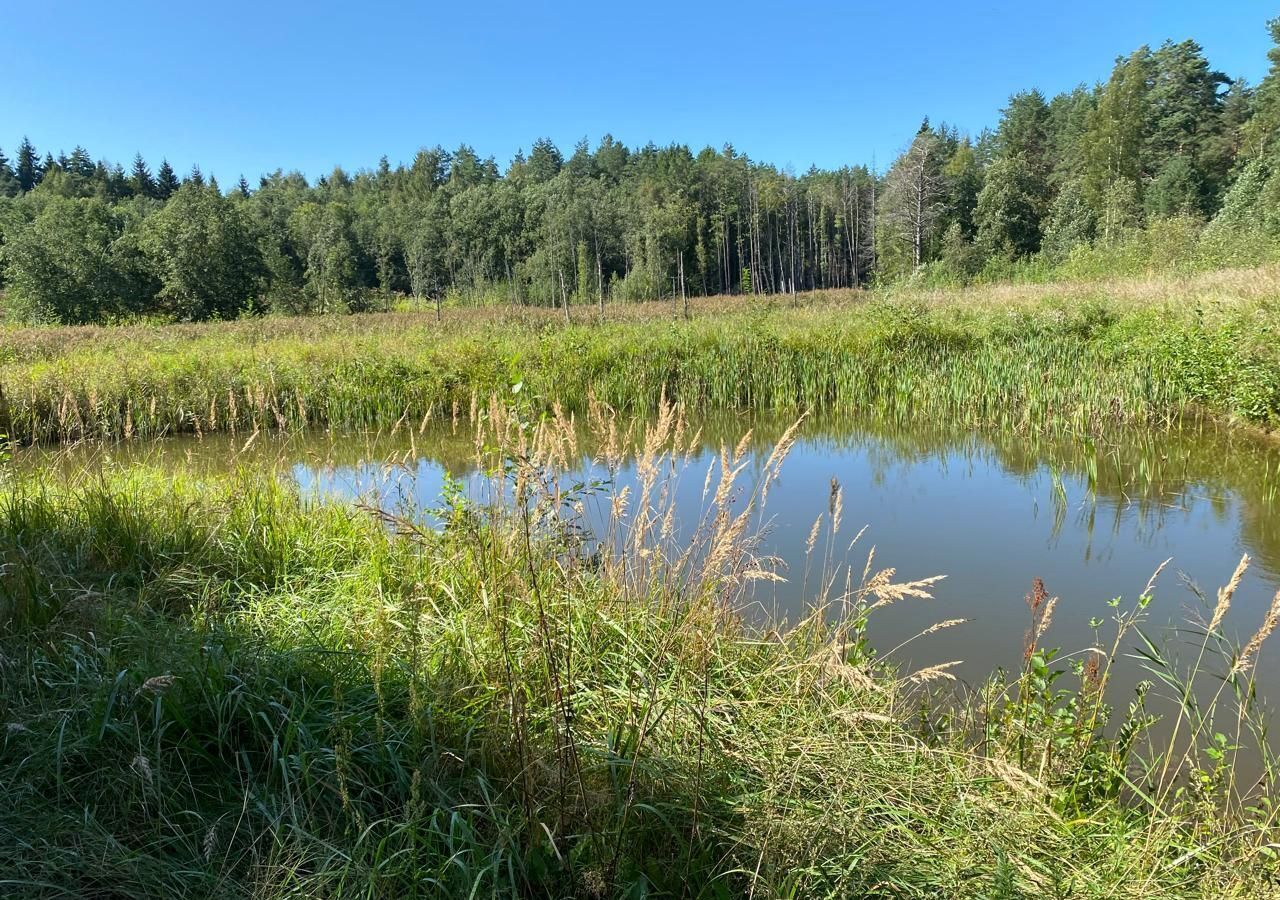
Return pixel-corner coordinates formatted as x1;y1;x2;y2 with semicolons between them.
3;20;1280;324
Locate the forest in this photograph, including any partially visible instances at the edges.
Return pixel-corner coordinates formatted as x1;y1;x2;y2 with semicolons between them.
3;21;1280;324
11;14;1280;900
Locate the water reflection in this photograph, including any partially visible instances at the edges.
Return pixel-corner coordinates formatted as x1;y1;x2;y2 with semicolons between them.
20;411;1280;694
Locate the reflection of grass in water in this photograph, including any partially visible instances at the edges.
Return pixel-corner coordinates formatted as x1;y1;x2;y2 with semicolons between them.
17;401;1280;580
3;402;1280;897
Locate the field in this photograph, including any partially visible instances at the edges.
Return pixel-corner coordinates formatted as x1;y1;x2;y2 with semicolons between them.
4;269;1280;898
2;266;1279;447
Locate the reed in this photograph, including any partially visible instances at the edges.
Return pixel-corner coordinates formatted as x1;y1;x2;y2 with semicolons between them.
1;402;1277;897
3;265;1279;446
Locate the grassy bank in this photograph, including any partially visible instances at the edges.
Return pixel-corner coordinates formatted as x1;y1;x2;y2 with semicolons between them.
3;266;1280;445
2;408;1278;898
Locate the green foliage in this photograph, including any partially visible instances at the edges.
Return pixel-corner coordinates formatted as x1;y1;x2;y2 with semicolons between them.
2;196;151;323
4;269;1280;444
1;440;1277;897
975;154;1048;258
140;183;264;320
1042;177;1096;260
3;16;1280;324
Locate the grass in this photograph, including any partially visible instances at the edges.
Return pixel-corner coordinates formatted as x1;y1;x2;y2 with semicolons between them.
3;265;1280;445
3;403;1280;898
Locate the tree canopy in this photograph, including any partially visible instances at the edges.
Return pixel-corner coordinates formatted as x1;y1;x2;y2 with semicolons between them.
3;17;1280;323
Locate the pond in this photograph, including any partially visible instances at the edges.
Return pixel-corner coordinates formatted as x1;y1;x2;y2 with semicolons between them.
20;411;1280;696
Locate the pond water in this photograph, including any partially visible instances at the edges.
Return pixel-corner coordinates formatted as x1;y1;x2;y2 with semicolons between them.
19;412;1280;698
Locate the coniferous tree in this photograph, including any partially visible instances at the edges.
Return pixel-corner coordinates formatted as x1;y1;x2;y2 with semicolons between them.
881;125;948;271
15;137;41;192
1145;40;1228;213
155;159;179;199
130;153;155;198
74;147;96;176
0;145;18;197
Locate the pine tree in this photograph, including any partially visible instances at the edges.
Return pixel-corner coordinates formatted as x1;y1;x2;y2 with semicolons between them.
187;165;205;187
237;175;251;198
155;160;179;199
527;138;563;183
131;153;155;198
15;137;41;192
1144;40;1228;212
997;91;1051;174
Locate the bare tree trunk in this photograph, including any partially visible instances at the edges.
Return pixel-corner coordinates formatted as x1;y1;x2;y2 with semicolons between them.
594;231;604;322
559;269;570;325
679;251;688;319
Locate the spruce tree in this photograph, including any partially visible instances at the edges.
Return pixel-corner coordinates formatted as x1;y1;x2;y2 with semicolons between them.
15;137;41;192
131;153;155;198
0;145;17;196
67;146;95;180
155;159;179;199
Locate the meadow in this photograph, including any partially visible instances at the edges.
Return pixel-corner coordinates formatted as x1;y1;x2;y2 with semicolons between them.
5;268;1280;898
3;265;1280;447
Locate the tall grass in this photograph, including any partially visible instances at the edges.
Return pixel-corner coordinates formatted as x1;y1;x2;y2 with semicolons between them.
2;401;1278;897
3;266;1279;445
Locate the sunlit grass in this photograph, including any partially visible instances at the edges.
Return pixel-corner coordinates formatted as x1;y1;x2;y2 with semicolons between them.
2;403;1278;898
3;265;1279;445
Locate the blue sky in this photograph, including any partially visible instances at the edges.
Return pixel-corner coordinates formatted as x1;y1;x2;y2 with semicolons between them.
1;1;1274;182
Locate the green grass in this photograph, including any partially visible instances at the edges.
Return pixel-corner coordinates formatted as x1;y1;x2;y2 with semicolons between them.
3;266;1280;446
2;405;1279;898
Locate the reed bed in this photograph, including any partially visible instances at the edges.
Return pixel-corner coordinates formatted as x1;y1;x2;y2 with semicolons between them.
1;401;1278;898
3;265;1279;445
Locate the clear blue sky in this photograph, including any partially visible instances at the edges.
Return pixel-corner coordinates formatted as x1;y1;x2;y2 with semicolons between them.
1;1;1274;183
